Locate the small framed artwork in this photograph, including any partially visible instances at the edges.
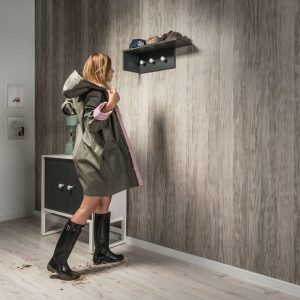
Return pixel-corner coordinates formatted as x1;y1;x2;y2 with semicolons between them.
7;116;25;140
7;83;24;108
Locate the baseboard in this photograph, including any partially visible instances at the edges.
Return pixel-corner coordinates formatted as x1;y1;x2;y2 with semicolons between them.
0;210;33;223
125;236;300;298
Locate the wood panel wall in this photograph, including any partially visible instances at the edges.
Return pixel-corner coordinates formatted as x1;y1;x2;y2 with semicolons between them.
35;0;300;285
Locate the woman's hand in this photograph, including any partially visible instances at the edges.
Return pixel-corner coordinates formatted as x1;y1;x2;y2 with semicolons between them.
100;87;120;113
107;87;120;107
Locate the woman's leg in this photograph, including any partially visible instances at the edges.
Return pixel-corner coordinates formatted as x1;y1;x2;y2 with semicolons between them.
71;195;101;225
94;195;112;213
47;194;100;280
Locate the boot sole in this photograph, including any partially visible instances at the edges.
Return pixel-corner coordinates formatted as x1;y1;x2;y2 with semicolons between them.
93;257;124;265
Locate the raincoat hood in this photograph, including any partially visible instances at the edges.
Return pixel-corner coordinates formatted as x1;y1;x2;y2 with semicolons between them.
62;69;107;99
61;69;109;117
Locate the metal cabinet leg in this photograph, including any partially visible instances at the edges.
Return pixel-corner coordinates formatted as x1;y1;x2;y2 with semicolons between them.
41;209;46;235
89;213;95;254
122;215;127;242
40;211;64;236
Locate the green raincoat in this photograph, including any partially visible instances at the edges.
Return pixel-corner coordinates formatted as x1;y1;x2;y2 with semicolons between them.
61;70;143;196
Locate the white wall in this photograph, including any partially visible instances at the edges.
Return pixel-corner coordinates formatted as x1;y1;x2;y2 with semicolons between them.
0;0;35;221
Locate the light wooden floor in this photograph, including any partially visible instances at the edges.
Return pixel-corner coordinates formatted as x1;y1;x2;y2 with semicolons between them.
0;216;298;300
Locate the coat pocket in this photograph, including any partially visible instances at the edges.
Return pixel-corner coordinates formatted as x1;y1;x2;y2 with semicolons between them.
102;141;121;160
102;125;117;144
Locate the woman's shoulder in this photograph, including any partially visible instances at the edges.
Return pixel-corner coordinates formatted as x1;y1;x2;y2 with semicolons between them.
85;88;108;101
82;80;109;100
86;89;102;98
84;89;109;106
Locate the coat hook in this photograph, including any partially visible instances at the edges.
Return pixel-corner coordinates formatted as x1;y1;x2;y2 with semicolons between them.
160;56;167;62
149;58;155;64
139;59;146;65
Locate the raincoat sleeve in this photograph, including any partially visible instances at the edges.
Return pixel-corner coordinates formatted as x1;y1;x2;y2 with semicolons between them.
84;92;114;133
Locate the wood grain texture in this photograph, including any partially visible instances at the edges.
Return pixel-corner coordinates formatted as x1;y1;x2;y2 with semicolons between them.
35;0;300;285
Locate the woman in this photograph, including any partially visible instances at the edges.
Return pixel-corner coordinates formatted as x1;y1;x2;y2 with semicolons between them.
47;52;143;281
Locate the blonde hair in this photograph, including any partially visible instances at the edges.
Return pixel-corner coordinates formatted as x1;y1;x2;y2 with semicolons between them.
82;52;112;90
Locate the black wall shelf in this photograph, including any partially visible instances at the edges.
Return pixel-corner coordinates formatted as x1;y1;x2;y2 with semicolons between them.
123;38;192;74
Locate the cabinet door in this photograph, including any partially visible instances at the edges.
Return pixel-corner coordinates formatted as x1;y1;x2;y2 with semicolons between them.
45;158;68;213
66;160;84;215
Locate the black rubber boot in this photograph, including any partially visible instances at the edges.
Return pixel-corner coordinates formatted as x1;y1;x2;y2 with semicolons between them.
47;218;85;280
93;211;124;264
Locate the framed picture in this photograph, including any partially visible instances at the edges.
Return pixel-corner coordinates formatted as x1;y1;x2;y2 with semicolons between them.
7;83;24;108
7;116;25;140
